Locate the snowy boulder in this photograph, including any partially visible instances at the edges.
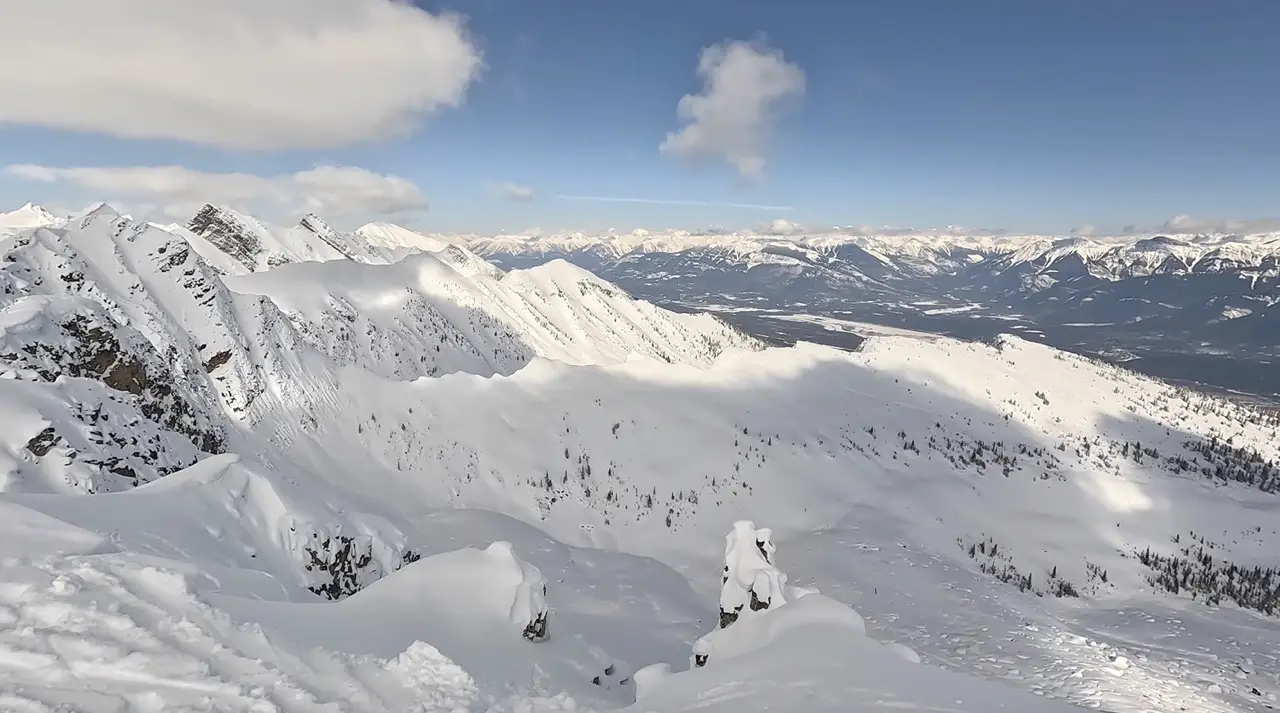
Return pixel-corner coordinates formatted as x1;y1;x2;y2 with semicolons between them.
212;539;573;698
632;662;673;701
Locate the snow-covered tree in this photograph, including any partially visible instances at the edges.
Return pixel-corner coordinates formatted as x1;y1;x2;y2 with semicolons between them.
695;520;788;666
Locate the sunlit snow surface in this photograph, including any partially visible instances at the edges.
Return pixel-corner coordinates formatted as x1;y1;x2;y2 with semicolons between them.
1;203;1278;713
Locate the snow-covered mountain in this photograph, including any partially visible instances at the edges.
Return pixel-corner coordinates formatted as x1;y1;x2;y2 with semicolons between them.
0;202;62;234
355;220;471;253
182;203;408;270
0;203;758;493
469;228;1280;353
2;202;1279;712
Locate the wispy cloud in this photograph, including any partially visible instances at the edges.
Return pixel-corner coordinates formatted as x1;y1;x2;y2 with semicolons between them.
1159;214;1280;235
5;163;427;219
556;194;793;211
485;181;537;202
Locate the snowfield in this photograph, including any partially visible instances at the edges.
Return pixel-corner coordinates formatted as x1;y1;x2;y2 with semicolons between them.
1;203;1278;712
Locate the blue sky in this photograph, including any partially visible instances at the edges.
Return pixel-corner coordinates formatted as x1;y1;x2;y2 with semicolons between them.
1;0;1277;234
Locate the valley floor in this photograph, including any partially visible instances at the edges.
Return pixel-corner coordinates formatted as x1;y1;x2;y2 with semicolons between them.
669;302;1280;402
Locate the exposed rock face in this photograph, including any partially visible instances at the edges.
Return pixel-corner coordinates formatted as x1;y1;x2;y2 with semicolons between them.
302;530;422;601
2;307;227;454
298;213;354;258
1;292;229;492
523;600;549;642
24;427;60;456
189;204;270;271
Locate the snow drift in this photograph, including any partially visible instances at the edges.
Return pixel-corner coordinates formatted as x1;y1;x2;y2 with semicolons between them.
631;594;1083;713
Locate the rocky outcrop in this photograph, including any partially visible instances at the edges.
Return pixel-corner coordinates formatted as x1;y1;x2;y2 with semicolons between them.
302;530;422;601
189;204;270;271
2;304;227;454
523;603;549;642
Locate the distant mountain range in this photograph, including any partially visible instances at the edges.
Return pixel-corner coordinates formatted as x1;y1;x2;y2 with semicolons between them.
466;228;1280;358
4;203;1275;389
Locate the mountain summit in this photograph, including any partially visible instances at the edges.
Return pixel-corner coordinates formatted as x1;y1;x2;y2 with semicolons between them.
0;202;61;234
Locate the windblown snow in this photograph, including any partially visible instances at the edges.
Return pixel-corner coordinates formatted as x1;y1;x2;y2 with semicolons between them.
1;202;1278;713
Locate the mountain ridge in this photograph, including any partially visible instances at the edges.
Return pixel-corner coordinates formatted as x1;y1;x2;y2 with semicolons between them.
1;202;761;494
462;224;1280;359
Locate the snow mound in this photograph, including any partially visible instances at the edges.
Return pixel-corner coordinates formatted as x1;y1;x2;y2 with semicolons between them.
212;539;609;700
697;592;862;668
7;454;419;601
632;594;1079;713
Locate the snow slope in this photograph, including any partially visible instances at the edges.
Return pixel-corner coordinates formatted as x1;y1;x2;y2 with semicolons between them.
278;333;1280;711
355;221;466;253
2;202;1279;712
224;253;756;380
0;486;1086;713
638;591;1081;713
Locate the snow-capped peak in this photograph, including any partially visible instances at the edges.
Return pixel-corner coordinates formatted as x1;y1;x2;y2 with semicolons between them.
354;221;458;253
0;202;63;234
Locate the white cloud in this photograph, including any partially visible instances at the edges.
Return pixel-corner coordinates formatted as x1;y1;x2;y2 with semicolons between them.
825;224;1007;237
1158;215;1280;235
660;40;805;179
762;218;806;235
4;164;427;219
0;0;481;150
488;182;537;202
556;194;793;211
